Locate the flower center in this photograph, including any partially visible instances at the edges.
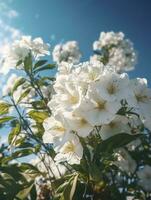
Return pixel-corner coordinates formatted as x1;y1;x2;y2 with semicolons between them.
96;100;106;110
80;118;88;126
107;83;117;95
69;95;79;104
63;141;75;153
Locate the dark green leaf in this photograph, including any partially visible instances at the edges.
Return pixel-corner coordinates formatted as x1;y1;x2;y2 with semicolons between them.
34;59;47;69
17;88;31;103
96;133;140;154
34;64;55;73
24;53;32;72
12;78;26;93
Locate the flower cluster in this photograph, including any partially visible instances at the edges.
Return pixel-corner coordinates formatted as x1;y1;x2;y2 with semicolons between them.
52;41;81;64
2;36;50;73
91;31;137;72
43;55;151;166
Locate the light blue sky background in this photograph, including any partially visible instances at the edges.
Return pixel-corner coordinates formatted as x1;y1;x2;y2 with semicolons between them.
0;0;151;143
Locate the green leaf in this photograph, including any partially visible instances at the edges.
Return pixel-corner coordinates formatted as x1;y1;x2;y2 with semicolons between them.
17;88;31;103
8;122;21;145
34;59;47;69
16;183;34;199
0;102;10;115
16;60;22;67
24;53;32;72
12;78;26;93
12;148;34;159
96;133;140;154
31;100;46;110
34;64;55;73
0;116;14;124
28;110;49;123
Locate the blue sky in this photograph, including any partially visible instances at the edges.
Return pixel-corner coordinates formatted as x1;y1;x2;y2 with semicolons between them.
8;0;151;81
0;0;151;143
0;0;151;80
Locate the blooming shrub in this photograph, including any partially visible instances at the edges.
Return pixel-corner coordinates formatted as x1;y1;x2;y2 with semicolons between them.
0;31;151;200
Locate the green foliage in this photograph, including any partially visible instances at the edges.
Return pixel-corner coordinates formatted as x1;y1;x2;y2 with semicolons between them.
12;78;26;93
0;102;11;115
28;110;49;123
8;121;21;145
17;88;31;103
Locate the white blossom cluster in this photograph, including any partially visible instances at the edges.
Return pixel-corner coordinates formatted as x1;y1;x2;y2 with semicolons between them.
52;41;81;64
91;31;137;72
43;57;151;166
2;36;50;73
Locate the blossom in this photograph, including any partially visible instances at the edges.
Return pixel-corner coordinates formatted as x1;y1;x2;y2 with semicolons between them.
54;133;83;165
131;78;151;120
52;41;81;64
92;31;137;72
76;84;121;126
93;32;124;49
91;72;134;102
74;61;104;83
43;116;68;147
49;76;83;113
114;148;137;174
100;115;130;140
137;165;151;191
64;111;94;137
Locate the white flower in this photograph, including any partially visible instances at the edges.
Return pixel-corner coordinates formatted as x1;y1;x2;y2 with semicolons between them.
131;78;151;120
30;37;50;57
114;148;137;174
137;165;151;191
49;76;83;113
43;116;68;147
64;112;94;137
100;115;130;140
74;61;104;83
4;40;30;69
54;133;83;165
57;62;74;75
76;87;121;126
52;41;81;64
92;72;134;102
18;36;50;57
